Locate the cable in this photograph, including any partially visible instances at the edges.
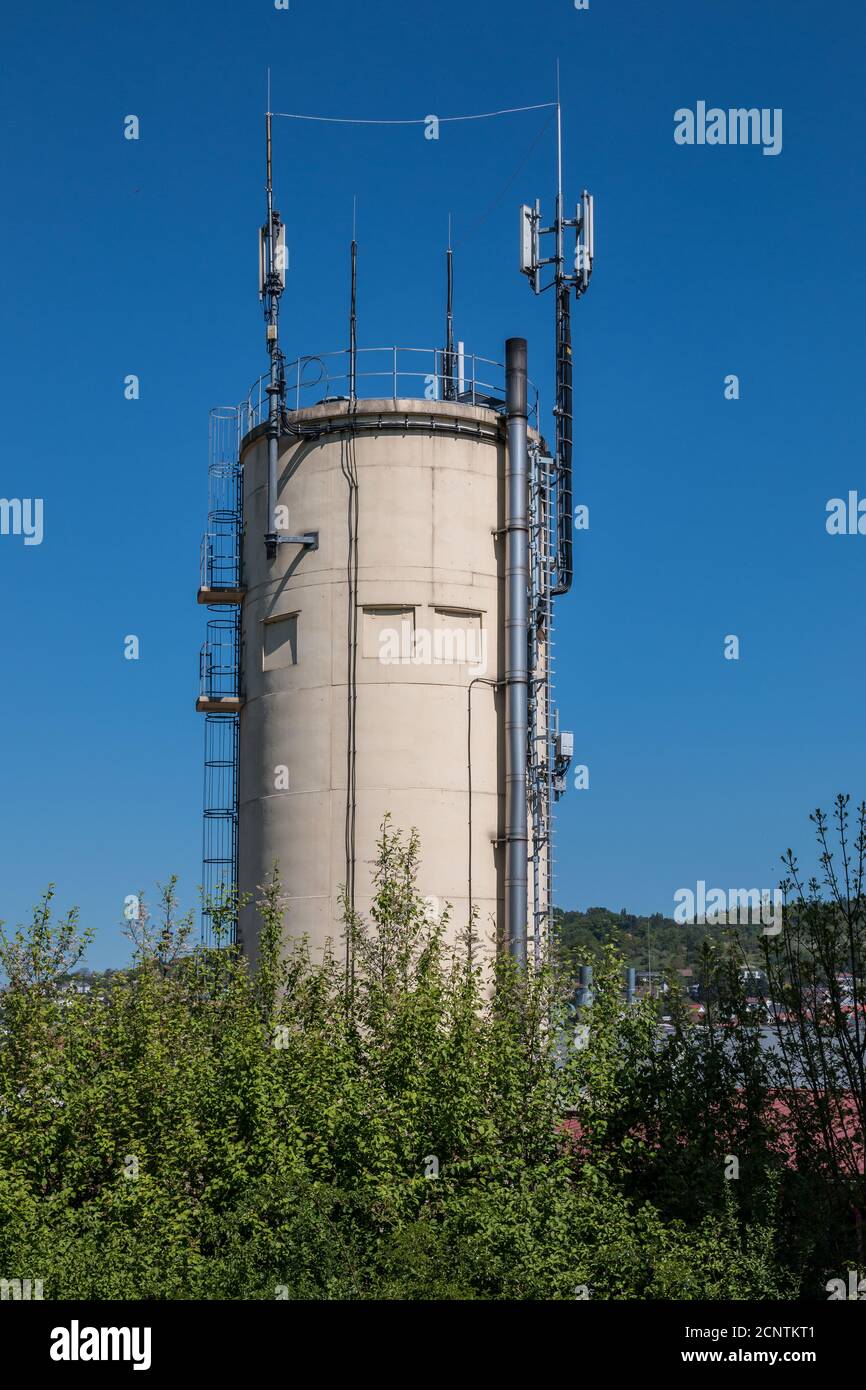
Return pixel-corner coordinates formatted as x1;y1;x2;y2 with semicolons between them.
341;244;361;992
453;112;555;249
340;425;359;993
272;102;556;125
467;677;500;950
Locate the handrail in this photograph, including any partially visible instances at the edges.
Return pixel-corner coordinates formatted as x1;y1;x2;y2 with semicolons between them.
237;346;540;436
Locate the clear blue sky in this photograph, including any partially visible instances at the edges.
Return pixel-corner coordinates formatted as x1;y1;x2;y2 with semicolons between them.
2;0;864;968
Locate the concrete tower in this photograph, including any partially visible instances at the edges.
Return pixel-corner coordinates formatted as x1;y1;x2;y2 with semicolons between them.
234;387;539;965
198;105;594;968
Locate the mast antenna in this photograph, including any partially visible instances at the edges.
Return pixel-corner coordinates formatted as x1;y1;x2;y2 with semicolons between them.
349;198;358;401
517;70;594;596
444;214;455;400
260;76;287;559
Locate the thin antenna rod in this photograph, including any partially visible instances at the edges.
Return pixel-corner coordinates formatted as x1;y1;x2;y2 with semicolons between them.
444;217;454;400
349;211;358;402
555;61;563;284
266;111;273;231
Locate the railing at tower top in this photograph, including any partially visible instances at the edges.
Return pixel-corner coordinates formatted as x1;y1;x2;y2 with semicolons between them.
240;347;540;436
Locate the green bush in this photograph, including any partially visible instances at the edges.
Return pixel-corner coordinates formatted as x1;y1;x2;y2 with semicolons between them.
0;823;790;1300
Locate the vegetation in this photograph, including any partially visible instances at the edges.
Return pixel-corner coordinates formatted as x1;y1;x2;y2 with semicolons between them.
0;807;862;1300
555;906;766;984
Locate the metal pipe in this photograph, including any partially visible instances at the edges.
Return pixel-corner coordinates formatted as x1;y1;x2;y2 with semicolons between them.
553;284;573;594
264;110;280;559
349;238;358;402
577;963;594;1009
556;95;563;285
444;245;454;400
505;337;529;967
266;395;279;557
552;83;574;596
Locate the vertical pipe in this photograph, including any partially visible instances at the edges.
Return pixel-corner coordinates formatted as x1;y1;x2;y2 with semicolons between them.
266;397;279;555
444;245;454;400
626;966;636;1004
264;110;279;558
505;337;529;967
555;96;563;284
576;964;594;1009
554;286;573;593
527;443;541;969
552;86;574;597
349;238;358;402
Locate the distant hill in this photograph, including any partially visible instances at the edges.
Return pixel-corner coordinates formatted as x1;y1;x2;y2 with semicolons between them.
554;905;767;982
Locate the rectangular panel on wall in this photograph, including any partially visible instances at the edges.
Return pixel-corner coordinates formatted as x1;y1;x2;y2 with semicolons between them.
431;607;484;667
362;606;415;663
263;612;299;670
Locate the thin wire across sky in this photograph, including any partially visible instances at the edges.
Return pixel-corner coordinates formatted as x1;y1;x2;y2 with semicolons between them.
271;102;558;124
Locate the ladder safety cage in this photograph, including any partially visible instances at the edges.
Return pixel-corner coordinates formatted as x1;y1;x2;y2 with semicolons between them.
201;408;243;595
201;713;239;947
198;406;243;944
199;616;241;703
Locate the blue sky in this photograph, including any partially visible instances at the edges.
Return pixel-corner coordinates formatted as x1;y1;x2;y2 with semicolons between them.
2;0;864;968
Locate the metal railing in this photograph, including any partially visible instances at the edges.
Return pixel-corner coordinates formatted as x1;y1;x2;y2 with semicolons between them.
240;346;539;434
199;618;240;701
200;520;242;592
201;712;239;946
200;440;242;593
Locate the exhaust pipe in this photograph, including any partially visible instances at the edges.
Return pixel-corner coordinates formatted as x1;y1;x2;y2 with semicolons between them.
504;337;529;966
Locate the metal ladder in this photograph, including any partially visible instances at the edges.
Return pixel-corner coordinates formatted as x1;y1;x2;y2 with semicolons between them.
528;443;556;967
199;407;243;945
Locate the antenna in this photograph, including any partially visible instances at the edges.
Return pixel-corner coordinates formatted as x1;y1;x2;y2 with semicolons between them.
349;197;358;401
444;215;454;400
517;73;594;597
262;88;287;559
556;61;563;293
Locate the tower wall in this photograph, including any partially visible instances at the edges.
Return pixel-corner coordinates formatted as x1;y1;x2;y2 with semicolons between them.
237;397;510;963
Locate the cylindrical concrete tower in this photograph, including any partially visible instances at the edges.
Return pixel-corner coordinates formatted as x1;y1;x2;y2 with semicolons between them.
198;114;595;965
237;395;519;963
